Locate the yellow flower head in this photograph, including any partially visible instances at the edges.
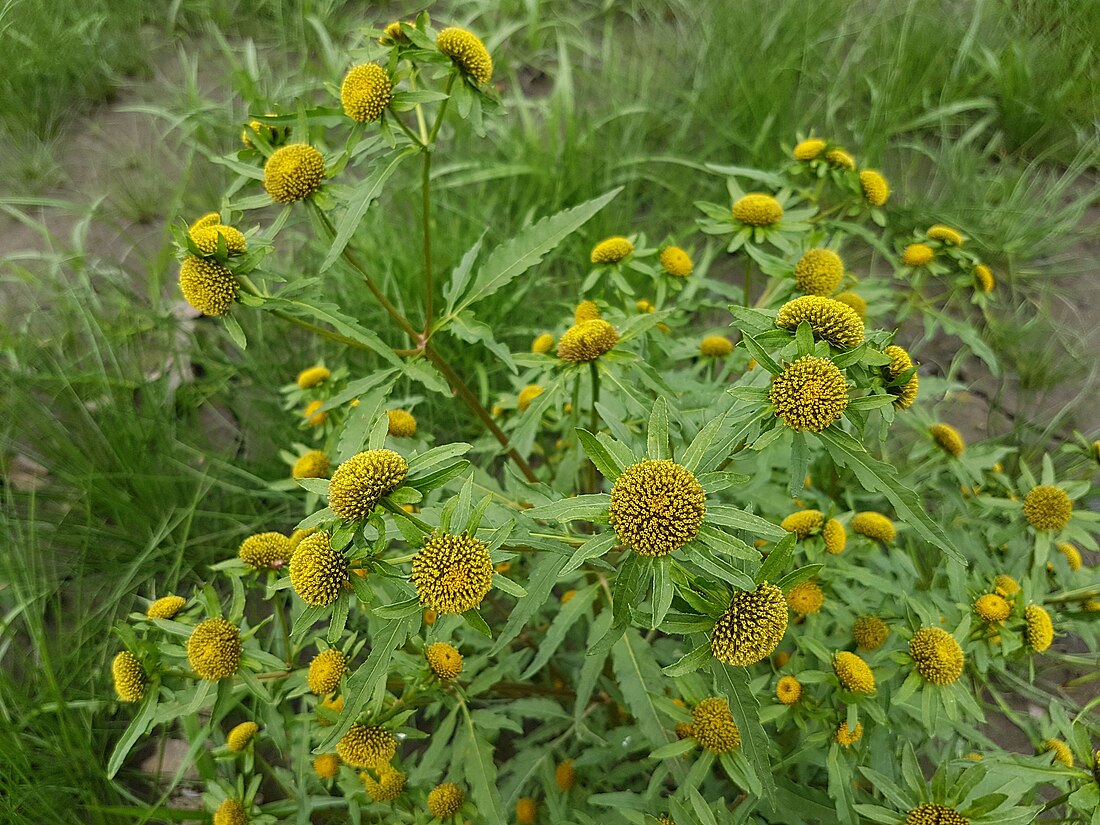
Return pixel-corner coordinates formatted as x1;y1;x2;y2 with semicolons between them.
1023;485;1072;531
308;648;347;694
780;509;823;539
732;193;784;227
189;212;220;233
362;766;407;801
835;720;864;747
264;143;325;204
928;225;964;246
636;299;656;314
974;264;995;293
516;797;537;824
1057;542;1082;571
658;817;676;825
147;595;186;620
560;589;577;605
313;752;340;779
239;531;292;570
851;511;896;542
437;26;493;85
699;335;734;357
329;449;408;521
532;333;555;353
993;574;1020;598
316;694;344;726
379;21;409;45
187;618;241;681
190;224;247;256
859;169;890;206
386;409;417;438
179;256;237;317
974;593;1010;624
241;117;281;149
902;243;934;267
825;148;856;170
555;758;575;791
833;651;875;693
909;626;964;685
769;356;849;432
337;723;397;769
793;138;826;161
823;518;847;554
930;423;965;457
1025;604;1053;652
557;319;619;362
112;651;146;703
412;531;494;614
776;675;802;705
660;246;693;277
213;799;247;825
787;581;825;615
574;299;601;323
426;642;463;679
288;528;316;552
427;782;464;818
794;248;844;296
711;582;789;665
293;450;331;479
517;384;544;412
852;616;889;651
883;345;919;409
340;63;393;123
776;295;865;349
608;459;706;556
834;290;867;319
590;236;634;264
289;532;349;606
227;721;258;752
690;697;741;753
297;365;331;389
303;399;328;427
905;804;968;825
1042;738;1073;767
423;607;438;625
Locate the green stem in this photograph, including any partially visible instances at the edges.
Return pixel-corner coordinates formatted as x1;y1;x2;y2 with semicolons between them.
382;500;434;534
743;259;753;306
273;588;292;669
390;114;425;147
421;146;434;332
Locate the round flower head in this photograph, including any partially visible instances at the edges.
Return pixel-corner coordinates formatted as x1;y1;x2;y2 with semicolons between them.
329;449;408;521
386;409;417;437
780;508;823;538
112;651;146;703
993;574;1020;598
187;618;241;681
590;236;634;264
833;651;875;693
699;335;734;357
711;582;789;665
776;675;802;705
792;138;826;161
675;722;693;740
337;724;397;769
412;531;493;614
902;243;934;267
835;720;863;747
190;211;220;233
794;248;844;296
660;246;693;277
516;798;537;824
732;193;783;227
905;804;969;825
308;648;347;694
297;365;330;389
313;752;340;779
823;518;847;554
690;697;741;753
769;356;849;432
930;423;965;457
659;818;676;825
437;26;493;84
574;299;601;323
1057;542;1082;571
303;399;328;427
825;148;856;170
776;295;865;349
362;766;406;801
1025;604;1053;652
213;799;247;825
834;290;867;319
227;721;258;752
531;333;555;353
974;264;995;293
190;224;247;256
1043;738;1073;767
1023;485;1072;531
851;511;896;542
317;694;344;726
340;63;393;123
289;532;348;606
557;319;619;362
883;345;919;409
636;299;655;314
555;759;575;791
147;595;186;620
263;143;325;204
426;642;463;679
288;528;316;552
239;531;292;570
787;581;825;615
859;169;890;206
241;118;275;149
974;593;1010;624
909;626;964;685
608;460;705;556
179;256;237;317
517;384;544;412
293;450;331;479
379;21;409;44
852;616;889;651
928;224;964;246
427;782;464;819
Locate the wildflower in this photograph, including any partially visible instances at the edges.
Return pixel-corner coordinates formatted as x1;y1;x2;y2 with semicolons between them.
187;618;241;681
851;511;896;542
112;651;146;703
674;722;693;739
555;759;575;791
823;519;847;554
437;26;493;84
909;626;964;685
691;697;741;753
557;319;618;362
974;594;1010;623
264;143;325;204
780;509;823;538
732;193;783;227
424;608;438;625
964;752;983;761
834;290;867;319
517;384;544;412
699;335;733;357
853;616;889;651
590;236;634;264
974;264;995;292
337;723;397;769
147;595;186;620
178;256;237;316
905;804;968;825
993;575;1020;598
293;450;331;479
660;246;693;277
227;721;258;752
214;799;247;825
411;531;494;614
190;224;247;256
834;651;875;693
883;345;919;409
340;63;392;123
426;642;463;679
241;117;279;149
769;356;849;432
859;169;890;206
794;249;844;296
386;409;417;438
711;582;789;665
1057;542;1082;571
835;720;863;747
288;528;316;552
308;648;347;694
1043;739;1073;767
928;225;964;246
329;449;408;520
902;243;934;267
317;694;344;725
297;366;331;389
825;148;856;170
314;752;340;778
774;650;790;668
636;299;655;313
303;399;328;427
532;333;554;353
776;295;865;349
1023;485;1072;531
787;581;825;615
793;138;826;161
930;423;965;457
239;531;292;570
776;675;802;705
190;212;220;233
289;532;348;606
362;766;406;801
379;21;408;44
572;301;601;324
658;818;676;825
427;782;464;818
516;798;537;824
1025;604;1053;652
608;459;705;556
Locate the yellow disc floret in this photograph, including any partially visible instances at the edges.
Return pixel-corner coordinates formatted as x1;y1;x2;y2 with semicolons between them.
834;290;867;319
412;531;494;614
905;803;969;825
825;148;856;170
711;582;789;665
1023;485;1072;531
974;594;1010;624
557;319;619;362
853;616;889;651
190;212;220;233
555;759;575;791
859;169;890;206
590;236;634;264
147;595;186;620
794;249;844;296
930;423;965;457
780;509;823;538
190;224;247;256
289;532;348;607
239;531;292;570
608;460;705;557
835;720;864;747
909;626;964;685
787;581;825;615
1025;604;1054;652
532;333;555;353
179;256;237;317
112;651;146;703
297;366;331;389
573;300;601;323
264;143;325;204
437;27;493;85
362;766;407;801
823;518;847;554
993;574;1020;598
213;799;247;825
833;651;875;693
227;721;258;752
902;243;934;267
660;246;693;277
793;138;826;161
427;782;464;819
293;450;331;479
386;409;417;437
340;63;393;123
690;697;741;753
1057;542;1082;571
426;642;463;679
337;723;397;769
699;335;734;357
769;356;849;432
329;449;408;521
1043;738;1073;767
776;675;802;705
187;618;241;681
517;384;544;412
516;798;537;824
732;193;784;227
883;344;919;409
776;295;865;349
928;225;964;246
851;511;896;542
313;752;340;779
308;648;347;694
974;264;995;293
